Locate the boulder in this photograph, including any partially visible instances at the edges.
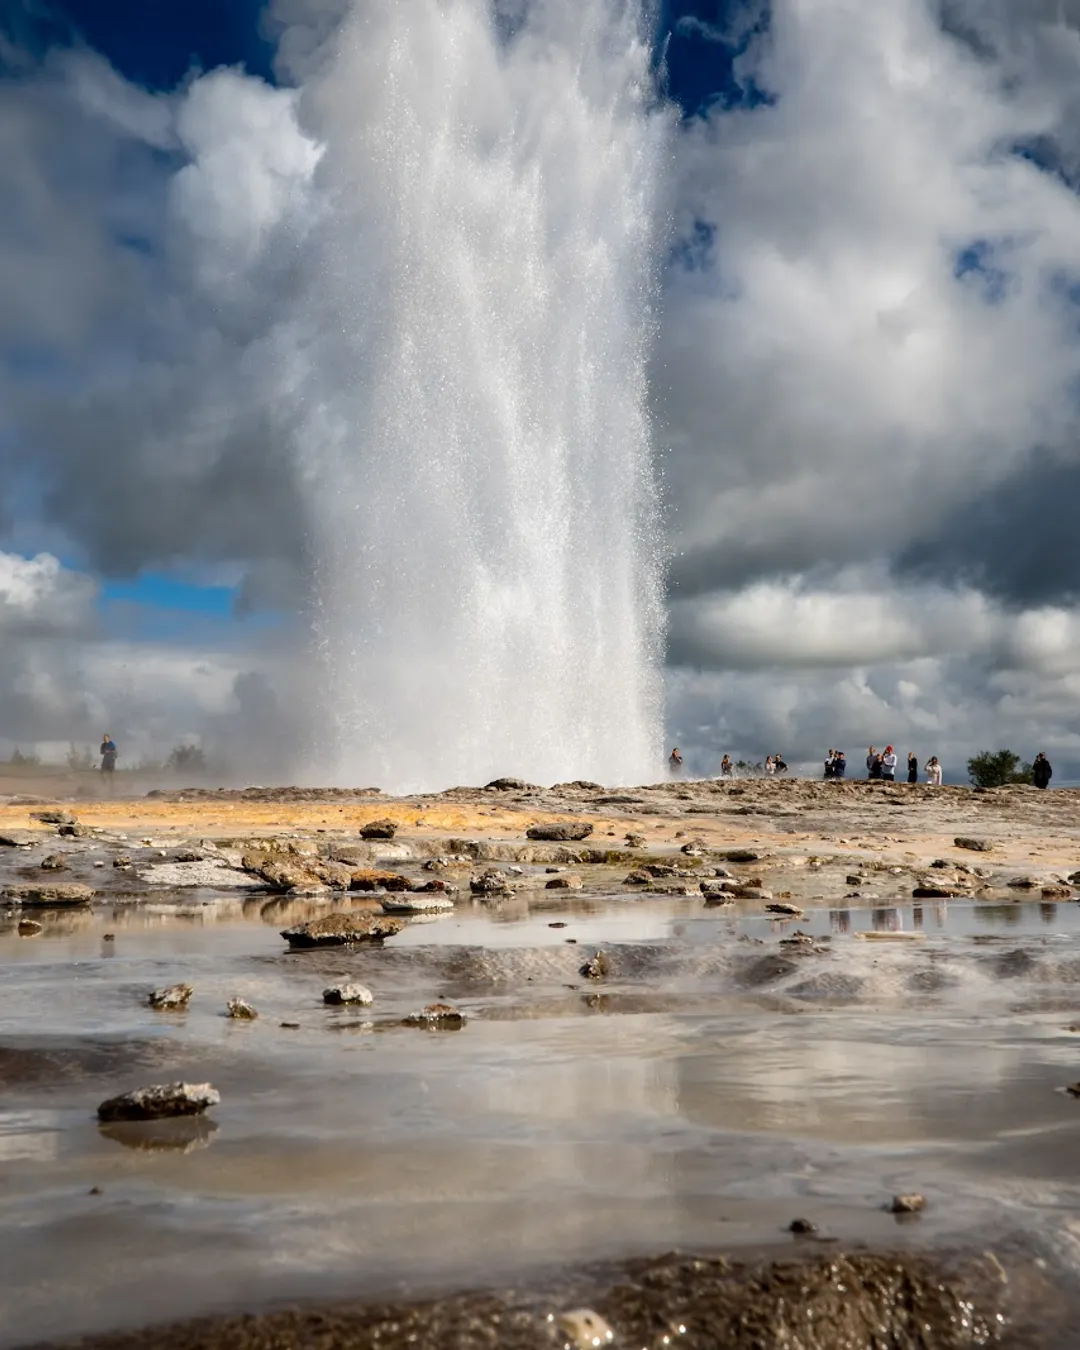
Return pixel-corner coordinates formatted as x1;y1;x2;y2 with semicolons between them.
97;1082;219;1123
403;1002;466;1027
545;874;583;890
359;818;398;840
57;823;89;838
470;869;511;895
624;833;646;848
31;810;76;826
955;837;995;852
727;885;773;900
485;778;537;791
281;913;404;949
1042;885;1074;899
1006;876;1041;889
349;868;411;892
149;983;194;1011
643;863;678;878
241;852;327;893
226;998;258;1020
623;870;650;886
323;983;374;1006
113;855;133;869
39;854;67;871
913;886;963;899
4;883;94;907
411;878;454;893
525;822;594;842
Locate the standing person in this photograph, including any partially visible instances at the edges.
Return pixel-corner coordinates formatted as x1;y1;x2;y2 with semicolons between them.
907;752;919;784
1032;752;1053;789
764;755;776;777
881;746;898;782
868;748;883;780
925;755;942;786
720;754;733;778
99;734;117;782
824;750;835;779
668;747;684;776
773;752;788;774
833;750;847;778
866;746;877;779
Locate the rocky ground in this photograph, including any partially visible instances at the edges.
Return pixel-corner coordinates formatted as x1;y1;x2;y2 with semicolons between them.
1;776;1079;920
7;775;1080;1350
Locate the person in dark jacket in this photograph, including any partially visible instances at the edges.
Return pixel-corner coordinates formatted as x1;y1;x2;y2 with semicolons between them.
99;734;117;775
907;752;919;784
1033;752;1053;789
832;750;846;778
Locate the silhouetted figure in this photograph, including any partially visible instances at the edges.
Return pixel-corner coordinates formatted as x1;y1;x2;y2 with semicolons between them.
668;747;684;776
867;747;883;780
720;754;733;778
773;753;788;774
907;752;918;784
832;750;846;778
100;734;117;781
1033;752;1053;790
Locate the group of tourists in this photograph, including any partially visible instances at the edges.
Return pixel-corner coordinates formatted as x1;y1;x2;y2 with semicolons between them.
856;747;942;785
670;745;1055;788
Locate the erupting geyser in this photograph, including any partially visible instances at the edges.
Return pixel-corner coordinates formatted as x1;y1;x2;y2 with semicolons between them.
300;0;671;790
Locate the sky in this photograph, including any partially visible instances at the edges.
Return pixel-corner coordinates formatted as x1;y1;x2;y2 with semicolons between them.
3;0;1080;783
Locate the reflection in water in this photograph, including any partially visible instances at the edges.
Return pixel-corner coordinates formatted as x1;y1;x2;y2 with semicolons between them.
980;905;1025;927
829;909;851;934
912;905;923;931
872;908;901;933
98;1118;219;1154
1041;903;1058;925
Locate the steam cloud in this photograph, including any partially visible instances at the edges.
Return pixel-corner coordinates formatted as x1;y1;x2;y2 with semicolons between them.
3;0;1080;781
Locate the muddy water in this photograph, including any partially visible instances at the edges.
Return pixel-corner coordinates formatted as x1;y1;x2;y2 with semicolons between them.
4;890;1080;1346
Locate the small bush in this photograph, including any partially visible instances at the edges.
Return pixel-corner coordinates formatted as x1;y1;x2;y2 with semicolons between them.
967;749;1033;788
166;743;207;775
9;748;40;767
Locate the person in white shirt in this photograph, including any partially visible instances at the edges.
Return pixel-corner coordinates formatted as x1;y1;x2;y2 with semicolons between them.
764;755;775;776
881;746;898;781
925;756;942;786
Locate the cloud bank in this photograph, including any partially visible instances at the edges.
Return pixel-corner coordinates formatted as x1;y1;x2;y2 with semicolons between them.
4;0;1080;782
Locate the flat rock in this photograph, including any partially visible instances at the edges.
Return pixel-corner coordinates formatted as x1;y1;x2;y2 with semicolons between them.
545;873;583;890
323;983;374;1006
525;822;593;842
359;818;398;840
623;870;650;885
380;894;454;913
484;778;537;791
97;1082;219;1123
766;901;803;917
470;870;511;895
913;886;963;899
954;837;995;852
149;983;194;1010
1042;885;1074;899
1007;876;1041;889
0;830;36;847
140;861;262;890
723;848;764;862
3;882;94;907
281;913;404;949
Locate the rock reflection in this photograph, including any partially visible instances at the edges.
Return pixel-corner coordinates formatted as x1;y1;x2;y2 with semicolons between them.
98;1118;219;1154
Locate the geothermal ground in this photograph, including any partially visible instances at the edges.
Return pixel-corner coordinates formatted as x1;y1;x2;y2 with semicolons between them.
5;776;1080;1348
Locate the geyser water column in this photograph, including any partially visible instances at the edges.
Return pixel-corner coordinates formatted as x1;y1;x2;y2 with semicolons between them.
299;0;671;790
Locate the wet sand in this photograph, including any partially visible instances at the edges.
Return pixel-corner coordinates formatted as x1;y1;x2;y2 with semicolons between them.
4;777;1080;1347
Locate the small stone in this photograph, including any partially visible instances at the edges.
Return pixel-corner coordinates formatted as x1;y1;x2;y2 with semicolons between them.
112;855;133;869
175;851;206;863
846;874;862;886
789;1217;818;1235
279;1022;301;1030
623;870;650;885
103;933;115;941
359;818;398;840
545;873;583;890
549;921;568;929
625;833;646;847
525;822;594;842
92;860;106;868
1066;1082;1080;1097
890;1193;926;1214
56;823;88;838
580;951;609;980
39;854;67;871
402;1002;465;1028
955;837;995;852
912;886;962;899
470;869;511;895
97;1082;219;1122
723;849;763;863
281;913;404;949
226;998;258;1020
554;1308;614;1349
1007;876;1040;889
323;983;374;1006
17;919;42;936
88;1186;102;1195
149;983;193;1011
